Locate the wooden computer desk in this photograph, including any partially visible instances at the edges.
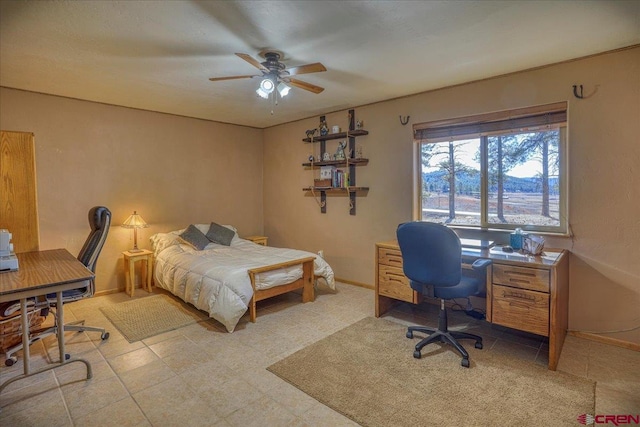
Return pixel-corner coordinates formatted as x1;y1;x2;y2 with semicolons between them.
0;249;94;393
375;240;569;370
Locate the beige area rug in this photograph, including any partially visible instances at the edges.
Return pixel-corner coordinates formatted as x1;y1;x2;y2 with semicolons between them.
267;317;595;427
100;294;208;342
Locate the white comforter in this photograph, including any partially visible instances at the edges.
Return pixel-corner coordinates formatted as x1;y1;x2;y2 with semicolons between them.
150;228;335;332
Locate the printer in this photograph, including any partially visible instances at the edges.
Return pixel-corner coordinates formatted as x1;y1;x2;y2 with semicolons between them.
0;229;19;272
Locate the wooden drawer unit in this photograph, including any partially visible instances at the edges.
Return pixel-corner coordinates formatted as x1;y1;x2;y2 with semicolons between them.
378;264;414;302
375;242;421;316
493;264;549;292
492;284;550;336
378;247;404;269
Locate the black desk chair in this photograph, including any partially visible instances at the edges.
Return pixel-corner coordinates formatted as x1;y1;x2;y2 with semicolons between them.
4;206;111;366
396;221;491;367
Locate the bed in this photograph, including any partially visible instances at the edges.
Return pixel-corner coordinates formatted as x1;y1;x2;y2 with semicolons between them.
150;224;335;332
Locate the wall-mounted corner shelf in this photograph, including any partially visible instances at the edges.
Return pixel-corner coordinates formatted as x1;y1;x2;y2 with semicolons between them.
302;158;369;168
302;186;370;193
302;109;369;215
302;129;369;143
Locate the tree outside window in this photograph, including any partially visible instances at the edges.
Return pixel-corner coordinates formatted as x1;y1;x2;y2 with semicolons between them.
414;103;568;234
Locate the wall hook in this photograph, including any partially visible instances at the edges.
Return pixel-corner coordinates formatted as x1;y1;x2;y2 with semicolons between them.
573;85;584;99
399;115;410;125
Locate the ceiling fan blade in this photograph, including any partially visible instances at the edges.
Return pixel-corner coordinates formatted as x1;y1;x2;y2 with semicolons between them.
286;62;327;76
235;53;268;71
288;78;324;94
209;75;259;82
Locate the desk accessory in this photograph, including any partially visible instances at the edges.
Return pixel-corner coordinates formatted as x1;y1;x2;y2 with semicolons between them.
510;228;527;250
523;234;545;255
460;238;495;249
0;229;19;272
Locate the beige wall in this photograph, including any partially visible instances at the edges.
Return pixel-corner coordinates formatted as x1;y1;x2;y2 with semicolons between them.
263;47;640;344
1;47;637;345
0;88;264;294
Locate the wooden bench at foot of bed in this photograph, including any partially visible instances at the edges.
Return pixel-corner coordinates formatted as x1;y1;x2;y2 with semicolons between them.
247;257;316;323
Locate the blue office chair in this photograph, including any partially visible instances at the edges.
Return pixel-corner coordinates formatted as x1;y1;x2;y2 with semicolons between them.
396;221;491;367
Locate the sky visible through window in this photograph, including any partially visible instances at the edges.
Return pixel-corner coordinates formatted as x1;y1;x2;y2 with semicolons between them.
420;130;562;230
422;138;542;178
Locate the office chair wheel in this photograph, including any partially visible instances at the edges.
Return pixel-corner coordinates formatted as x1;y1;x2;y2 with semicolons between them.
475;342;483;349
461;358;470;368
5;356;17;367
406;331;413;339
413;350;422;359
101;332;110;340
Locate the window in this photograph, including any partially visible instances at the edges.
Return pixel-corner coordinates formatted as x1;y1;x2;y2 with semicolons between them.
413;103;568;234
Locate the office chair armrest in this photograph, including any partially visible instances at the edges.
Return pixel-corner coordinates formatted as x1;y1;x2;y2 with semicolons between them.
471;258;492;272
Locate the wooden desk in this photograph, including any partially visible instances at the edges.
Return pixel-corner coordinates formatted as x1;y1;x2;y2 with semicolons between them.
375;240;569;370
0;249;94;393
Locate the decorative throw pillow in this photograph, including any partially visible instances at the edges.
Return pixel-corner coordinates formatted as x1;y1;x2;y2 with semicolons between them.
179;224;210;250
206;222;235;246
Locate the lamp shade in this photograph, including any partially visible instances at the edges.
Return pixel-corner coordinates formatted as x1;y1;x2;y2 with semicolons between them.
121;211;149;229
121;211;149;252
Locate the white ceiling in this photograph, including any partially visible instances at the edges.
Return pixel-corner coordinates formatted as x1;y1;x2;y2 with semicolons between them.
1;1;638;129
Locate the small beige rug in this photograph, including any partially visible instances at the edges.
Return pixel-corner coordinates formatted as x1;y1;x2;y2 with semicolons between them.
101;294;208;342
268;317;595;427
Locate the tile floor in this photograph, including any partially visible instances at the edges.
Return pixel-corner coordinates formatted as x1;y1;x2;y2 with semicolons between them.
1;283;638;426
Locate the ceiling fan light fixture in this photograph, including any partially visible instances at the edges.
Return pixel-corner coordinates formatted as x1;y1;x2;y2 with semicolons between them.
256;87;269;98
209;51;326;100
259;78;275;94
277;82;291;97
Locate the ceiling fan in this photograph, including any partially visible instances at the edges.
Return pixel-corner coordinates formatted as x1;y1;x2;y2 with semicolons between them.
209;50;326;97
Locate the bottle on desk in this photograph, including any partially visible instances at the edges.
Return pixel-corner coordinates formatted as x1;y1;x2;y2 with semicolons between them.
510;228;527;250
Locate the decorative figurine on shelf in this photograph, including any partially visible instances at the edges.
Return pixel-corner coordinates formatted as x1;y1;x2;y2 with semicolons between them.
308;154;315;162
335;141;347;161
356;120;363;130
319;118;329;136
355;144;364;159
323;152;331;162
306;128;317;139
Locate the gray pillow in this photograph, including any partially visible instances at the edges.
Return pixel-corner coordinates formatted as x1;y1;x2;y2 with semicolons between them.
179;224;210;250
206;222;235;246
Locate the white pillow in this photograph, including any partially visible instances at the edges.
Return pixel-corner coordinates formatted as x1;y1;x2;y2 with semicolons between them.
149;233;183;255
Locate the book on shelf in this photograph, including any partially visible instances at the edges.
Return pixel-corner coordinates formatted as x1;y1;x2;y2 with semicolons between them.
331;169;350;188
315;166;351;189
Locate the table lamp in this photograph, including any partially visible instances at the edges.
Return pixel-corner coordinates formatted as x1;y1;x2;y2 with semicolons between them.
121;211;149;253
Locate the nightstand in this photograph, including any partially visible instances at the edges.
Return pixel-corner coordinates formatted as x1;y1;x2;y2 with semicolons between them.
244;235;268;246
123;249;153;297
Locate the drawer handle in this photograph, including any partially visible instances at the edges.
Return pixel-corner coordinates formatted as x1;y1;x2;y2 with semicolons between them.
504;270;536;277
387;273;406;282
508;301;532;310
502;291;536;302
509;278;532;285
